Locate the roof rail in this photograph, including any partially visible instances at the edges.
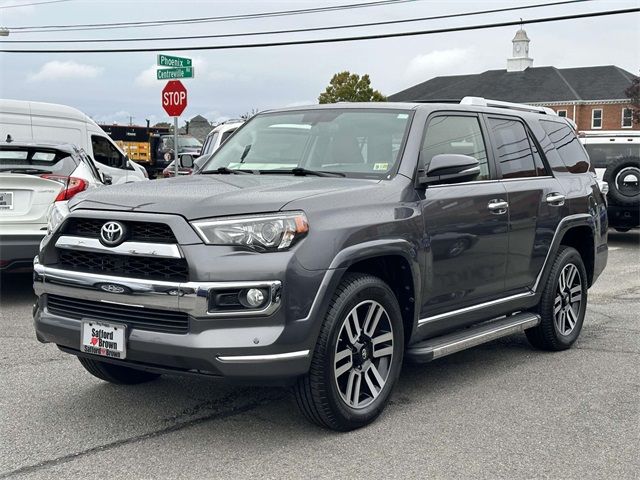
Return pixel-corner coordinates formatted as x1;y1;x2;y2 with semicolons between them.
460;97;557;116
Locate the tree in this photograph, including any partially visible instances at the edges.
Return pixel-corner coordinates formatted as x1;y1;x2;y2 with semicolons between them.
625;75;640;125
152;121;171;128
318;71;386;104
240;108;260;120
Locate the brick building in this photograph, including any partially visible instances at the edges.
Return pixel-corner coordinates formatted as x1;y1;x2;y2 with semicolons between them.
389;28;638;132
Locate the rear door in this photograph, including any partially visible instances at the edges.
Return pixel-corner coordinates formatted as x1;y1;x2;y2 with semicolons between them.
484;115;565;290
419;113;509;317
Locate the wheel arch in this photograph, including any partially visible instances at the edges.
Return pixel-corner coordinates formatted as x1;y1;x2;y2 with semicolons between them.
328;239;421;344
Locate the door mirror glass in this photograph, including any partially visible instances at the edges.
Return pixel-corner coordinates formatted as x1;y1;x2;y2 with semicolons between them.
418;154;480;185
180;154;194;168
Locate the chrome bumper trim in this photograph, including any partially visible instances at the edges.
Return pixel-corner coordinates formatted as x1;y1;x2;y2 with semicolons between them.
217;350;310;363
55;235;182;259
33;260;281;318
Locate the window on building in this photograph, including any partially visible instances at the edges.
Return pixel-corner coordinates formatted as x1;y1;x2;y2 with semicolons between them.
540;120;590;173
557;110;567;118
622;108;633;128
421;115;490;181
591;109;603;129
488;118;537;178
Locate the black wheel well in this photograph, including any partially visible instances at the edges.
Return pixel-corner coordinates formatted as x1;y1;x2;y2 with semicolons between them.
560;226;595;286
345;255;416;343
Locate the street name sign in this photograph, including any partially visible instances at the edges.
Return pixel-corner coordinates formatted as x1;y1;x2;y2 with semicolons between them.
157;54;192;67
157;67;194;80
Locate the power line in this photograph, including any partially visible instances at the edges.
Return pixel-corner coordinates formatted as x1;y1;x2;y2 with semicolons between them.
0;0;594;44
6;0;417;32
0;0;73;8
1;8;637;53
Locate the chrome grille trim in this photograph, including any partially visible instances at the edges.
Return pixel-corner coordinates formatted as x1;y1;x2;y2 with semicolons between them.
55;235;182;259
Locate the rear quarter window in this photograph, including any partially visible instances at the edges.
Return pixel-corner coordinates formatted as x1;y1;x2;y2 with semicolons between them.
540;120;590;173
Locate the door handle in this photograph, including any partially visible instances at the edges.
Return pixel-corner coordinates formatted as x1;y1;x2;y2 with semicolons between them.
546;193;566;206
488;199;508;214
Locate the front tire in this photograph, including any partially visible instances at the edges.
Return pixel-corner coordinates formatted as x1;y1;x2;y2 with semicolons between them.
526;246;588;351
78;357;160;384
294;273;404;431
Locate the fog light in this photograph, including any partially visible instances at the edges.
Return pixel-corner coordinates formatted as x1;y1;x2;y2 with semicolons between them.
245;288;266;308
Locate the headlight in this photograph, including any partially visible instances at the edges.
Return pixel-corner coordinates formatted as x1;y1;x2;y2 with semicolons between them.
192;211;309;251
47;201;70;235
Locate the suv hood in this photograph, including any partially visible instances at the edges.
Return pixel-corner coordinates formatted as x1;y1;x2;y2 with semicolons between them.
69;174;378;220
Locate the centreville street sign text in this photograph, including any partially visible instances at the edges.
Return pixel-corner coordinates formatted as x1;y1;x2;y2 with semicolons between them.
157;67;194;80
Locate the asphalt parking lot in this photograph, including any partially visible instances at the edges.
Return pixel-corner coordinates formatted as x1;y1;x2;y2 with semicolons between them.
0;231;638;480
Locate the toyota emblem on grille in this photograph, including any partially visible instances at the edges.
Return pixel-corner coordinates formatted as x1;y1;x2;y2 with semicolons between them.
100;221;126;246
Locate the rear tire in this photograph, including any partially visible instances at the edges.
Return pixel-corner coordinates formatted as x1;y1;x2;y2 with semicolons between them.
526;246;588;351
294;273;404;431
78;357;160;384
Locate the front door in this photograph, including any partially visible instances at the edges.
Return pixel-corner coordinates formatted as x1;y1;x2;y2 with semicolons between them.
418;113;509;317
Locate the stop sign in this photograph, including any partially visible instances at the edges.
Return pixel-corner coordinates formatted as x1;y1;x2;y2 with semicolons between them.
161;80;187;117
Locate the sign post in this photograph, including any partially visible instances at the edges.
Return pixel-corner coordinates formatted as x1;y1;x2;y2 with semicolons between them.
157;54;192;178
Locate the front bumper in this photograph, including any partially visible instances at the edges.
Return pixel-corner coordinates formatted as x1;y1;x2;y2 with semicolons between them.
0;232;44;270
33;260;326;383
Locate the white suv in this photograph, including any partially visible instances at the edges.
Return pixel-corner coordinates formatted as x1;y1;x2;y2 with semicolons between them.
0;141;105;271
580;131;639;232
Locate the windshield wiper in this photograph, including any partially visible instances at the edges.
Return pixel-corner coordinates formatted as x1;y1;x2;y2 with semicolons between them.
0;167;52;174
201;166;252;175
260;167;345;177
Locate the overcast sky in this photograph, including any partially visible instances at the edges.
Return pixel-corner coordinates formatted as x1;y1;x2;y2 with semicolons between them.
0;0;638;127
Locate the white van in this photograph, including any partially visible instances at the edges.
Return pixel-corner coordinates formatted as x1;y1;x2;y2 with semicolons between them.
0;99;148;184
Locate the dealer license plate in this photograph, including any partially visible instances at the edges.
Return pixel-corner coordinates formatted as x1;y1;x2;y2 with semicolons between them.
0;192;13;210
81;320;127;359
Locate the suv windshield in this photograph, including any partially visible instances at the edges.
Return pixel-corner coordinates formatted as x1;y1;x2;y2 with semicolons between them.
201;109;413;178
0;148;79;175
164;136;202;149
584;143;640;169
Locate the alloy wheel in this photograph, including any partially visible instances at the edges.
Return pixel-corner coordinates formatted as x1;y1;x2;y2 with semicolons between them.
334;300;394;409
554;263;583;336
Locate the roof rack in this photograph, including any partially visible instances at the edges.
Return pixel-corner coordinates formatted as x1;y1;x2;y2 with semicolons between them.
460;97;557;116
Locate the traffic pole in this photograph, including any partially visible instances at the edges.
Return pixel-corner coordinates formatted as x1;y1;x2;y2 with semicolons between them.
174;116;179;177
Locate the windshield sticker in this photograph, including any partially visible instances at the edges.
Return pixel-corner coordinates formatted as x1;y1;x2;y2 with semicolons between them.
397;114;409;119
373;163;389;171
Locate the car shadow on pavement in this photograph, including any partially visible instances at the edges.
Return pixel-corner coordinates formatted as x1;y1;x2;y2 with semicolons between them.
0;272;34;303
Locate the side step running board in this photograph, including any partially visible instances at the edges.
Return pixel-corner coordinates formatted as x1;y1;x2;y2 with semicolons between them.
406;312;540;363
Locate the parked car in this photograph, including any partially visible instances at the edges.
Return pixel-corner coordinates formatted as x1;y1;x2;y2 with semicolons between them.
0;99;148;184
200;120;244;156
0;141;106;272
33;98;607;431
580;131;639;232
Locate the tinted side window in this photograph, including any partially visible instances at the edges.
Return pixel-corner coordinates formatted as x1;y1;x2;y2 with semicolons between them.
488;118;536;178
220;129;235;144
91;136;124;168
584;143;640;169
421;115;489;180
540;120;589;173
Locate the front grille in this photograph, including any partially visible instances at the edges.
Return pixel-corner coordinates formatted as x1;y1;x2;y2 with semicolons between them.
62;218;177;243
47;294;189;334
56;250;188;282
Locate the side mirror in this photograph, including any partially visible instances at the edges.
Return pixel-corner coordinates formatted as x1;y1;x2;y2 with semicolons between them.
180;154;194;168
102;173;113;185
417;154;480;186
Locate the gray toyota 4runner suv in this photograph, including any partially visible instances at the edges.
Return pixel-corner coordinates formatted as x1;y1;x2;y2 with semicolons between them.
34;98;608;431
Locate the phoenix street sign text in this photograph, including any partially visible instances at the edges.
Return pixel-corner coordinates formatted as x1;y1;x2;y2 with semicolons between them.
157;54;193;67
